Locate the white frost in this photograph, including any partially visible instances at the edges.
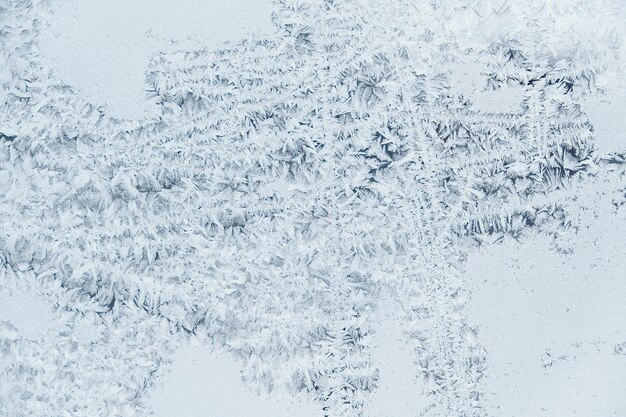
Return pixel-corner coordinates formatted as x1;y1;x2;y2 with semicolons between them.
38;0;274;120
464;186;626;417
0;287;60;340
366;302;428;417
148;342;321;417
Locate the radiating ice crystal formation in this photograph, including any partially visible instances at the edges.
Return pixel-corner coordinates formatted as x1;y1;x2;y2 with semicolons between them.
1;0;626;416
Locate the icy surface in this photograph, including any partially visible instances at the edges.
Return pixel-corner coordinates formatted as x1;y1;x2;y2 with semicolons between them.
2;0;626;416
149;342;320;417
581;82;626;154
464;185;626;417
38;0;274;119
449;61;525;114
366;303;428;417
0;287;60;340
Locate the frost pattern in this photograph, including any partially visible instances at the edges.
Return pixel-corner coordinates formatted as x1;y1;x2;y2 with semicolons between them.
1;0;626;416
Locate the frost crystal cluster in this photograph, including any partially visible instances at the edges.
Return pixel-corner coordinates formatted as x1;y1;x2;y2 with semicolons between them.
1;0;625;416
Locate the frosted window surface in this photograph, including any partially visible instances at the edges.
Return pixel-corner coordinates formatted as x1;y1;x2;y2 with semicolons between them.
148;344;320;417
448;61;525;114
464;189;626;417
39;0;274;119
0;288;60;340
581;82;626;154
3;0;626;416
366;305;428;417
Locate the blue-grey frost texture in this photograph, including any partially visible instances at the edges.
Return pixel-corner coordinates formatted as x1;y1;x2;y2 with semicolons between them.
1;0;626;416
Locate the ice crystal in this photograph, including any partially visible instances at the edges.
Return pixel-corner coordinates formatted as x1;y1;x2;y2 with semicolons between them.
1;0;625;416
